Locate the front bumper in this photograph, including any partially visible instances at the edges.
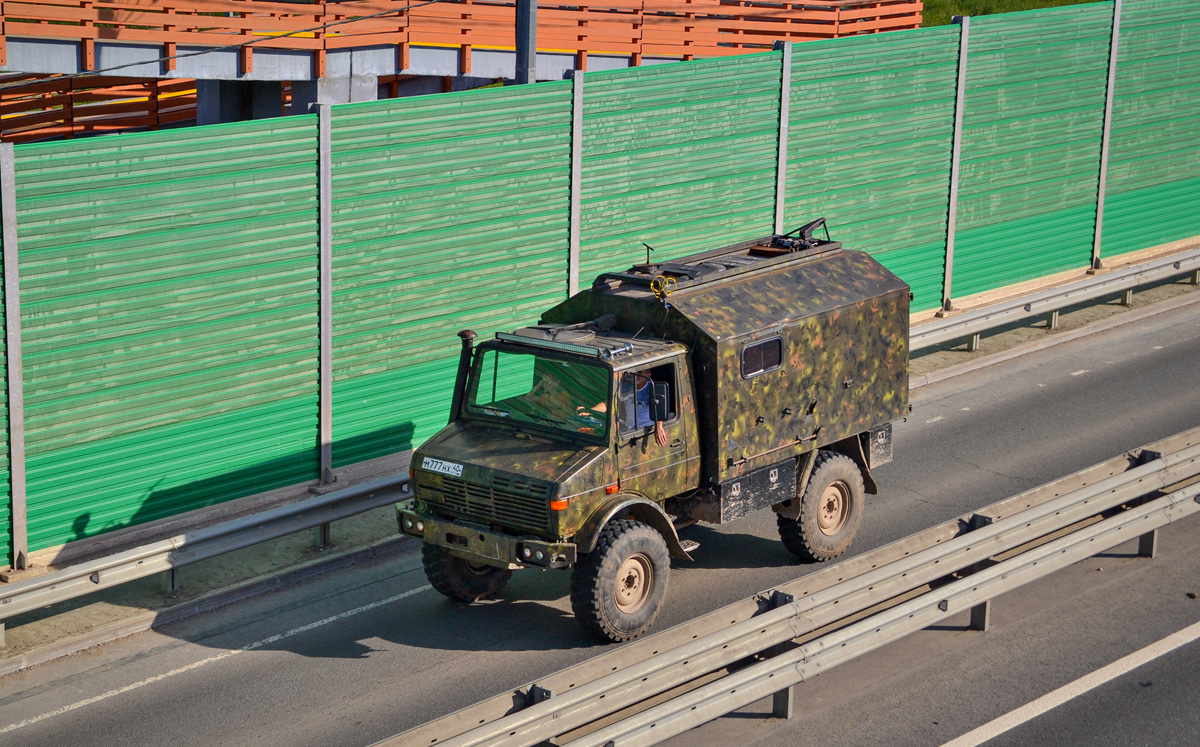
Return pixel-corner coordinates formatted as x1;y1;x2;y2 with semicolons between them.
398;502;577;570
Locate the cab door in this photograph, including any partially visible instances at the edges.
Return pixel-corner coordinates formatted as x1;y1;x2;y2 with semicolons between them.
616;356;700;502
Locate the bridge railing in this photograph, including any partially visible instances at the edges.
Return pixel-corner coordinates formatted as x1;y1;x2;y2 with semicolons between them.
0;0;923;75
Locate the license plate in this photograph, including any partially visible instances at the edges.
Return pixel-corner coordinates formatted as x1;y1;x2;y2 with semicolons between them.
422;457;464;477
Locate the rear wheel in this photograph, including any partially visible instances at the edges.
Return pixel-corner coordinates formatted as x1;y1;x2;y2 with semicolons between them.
570;519;670;642
778;451;865;562
423;544;512;602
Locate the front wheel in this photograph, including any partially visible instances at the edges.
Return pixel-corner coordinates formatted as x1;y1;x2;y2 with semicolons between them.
777;450;865;562
423;544;513;602
570;519;670;642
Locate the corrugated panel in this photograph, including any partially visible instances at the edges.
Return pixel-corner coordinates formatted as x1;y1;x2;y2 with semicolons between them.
1101;0;1200;257
13;118;320;552
330;83;573;466
579;53;782;281
784;26;960;312
952;3;1114;298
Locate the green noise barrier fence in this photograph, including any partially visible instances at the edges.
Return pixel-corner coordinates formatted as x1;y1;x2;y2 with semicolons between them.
0;0;1197;568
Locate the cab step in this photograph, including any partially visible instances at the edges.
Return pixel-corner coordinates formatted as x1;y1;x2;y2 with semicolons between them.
680;539;700;553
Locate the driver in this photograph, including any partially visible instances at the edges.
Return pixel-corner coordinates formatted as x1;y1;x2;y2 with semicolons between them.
578;369;668;446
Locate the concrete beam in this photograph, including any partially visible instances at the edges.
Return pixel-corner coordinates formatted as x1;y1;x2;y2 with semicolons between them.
1;37;674;82
291;76;378;113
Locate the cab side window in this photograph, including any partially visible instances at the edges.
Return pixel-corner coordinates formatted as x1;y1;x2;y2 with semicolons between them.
618;364;677;432
741;338;782;378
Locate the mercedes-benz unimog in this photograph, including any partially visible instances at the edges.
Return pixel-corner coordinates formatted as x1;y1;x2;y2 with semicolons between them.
398;219;910;641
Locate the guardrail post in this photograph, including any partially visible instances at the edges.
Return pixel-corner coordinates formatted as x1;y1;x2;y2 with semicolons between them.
969;599;991;631
316;102;335;547
567;70;583;297
1046;309;1060;330
942;16;970;312
1;142;28;572
768;589;795;719
772;41;793;236
1120;288;1133;307
966;332;980;352
1091;0;1123;271
1190;269;1199;286
1137;529;1158;559
160;567;179;595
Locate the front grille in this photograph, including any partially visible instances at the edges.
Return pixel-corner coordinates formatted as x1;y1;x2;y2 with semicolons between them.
437;474;552;533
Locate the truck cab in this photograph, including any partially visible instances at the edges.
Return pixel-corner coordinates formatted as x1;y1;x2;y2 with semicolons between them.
400;219;909;641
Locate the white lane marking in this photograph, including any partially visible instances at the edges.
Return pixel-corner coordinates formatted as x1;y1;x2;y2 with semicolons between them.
0;584;432;735
960;407;971;411
1153;346;1164;350
940;618;1200;747
926;416;944;423
1070;369;1089;376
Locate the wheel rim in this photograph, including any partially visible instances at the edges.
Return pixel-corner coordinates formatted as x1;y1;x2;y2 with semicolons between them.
817;481;851;536
614;553;654;614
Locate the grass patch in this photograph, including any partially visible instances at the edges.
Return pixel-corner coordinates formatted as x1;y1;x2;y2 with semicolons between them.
922;0;1105;26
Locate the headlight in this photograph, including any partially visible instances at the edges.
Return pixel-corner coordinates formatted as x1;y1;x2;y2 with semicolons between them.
522;546;533;559
403;518;414;530
415;521;424;532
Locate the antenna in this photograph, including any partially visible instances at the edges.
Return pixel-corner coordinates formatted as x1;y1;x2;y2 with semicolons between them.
642;242;656;265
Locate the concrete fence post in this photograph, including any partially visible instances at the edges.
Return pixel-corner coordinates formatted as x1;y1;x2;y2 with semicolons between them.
1;142;27;571
568;70;583;296
773;41;793;236
1091;0;1123;271
943;16;970;312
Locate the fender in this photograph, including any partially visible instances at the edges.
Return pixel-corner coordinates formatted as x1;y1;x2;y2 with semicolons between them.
573;495;693;561
824;433;879;495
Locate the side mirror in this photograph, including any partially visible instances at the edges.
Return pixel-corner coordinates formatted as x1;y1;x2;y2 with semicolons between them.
651;381;671;422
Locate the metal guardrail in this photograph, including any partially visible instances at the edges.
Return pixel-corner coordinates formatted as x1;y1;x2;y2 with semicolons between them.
389;426;1200;747
1;245;1196;636
0;475;410;624
911;246;1200;351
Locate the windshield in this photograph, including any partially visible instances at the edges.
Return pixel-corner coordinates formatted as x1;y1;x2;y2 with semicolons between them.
466;346;612;439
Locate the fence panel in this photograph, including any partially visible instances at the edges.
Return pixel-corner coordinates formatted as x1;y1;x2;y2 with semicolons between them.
1101;0;1200;257
579;53;783;281
952;3;1114;298
330;83;574;467
784;26;960;312
12;118;320;552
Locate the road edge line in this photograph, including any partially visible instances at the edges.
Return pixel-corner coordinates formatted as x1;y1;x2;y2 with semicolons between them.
939;618;1200;747
911;288;1200;390
0;535;412;678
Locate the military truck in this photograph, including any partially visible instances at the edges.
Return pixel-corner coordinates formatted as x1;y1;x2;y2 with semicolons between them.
398;219;909;641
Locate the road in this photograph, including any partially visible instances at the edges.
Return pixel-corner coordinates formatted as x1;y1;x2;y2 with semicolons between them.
1;299;1198;746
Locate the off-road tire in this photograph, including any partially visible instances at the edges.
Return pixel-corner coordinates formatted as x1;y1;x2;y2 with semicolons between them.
423;544;513;602
570;519;670;642
777;450;865;562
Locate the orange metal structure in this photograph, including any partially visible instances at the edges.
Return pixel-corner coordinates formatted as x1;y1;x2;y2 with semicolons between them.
0;73;196;142
0;0;923;76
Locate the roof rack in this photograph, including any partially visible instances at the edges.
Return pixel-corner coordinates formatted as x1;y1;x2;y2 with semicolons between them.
591;217;840;294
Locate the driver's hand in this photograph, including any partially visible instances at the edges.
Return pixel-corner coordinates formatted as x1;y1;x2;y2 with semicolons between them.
654;420;668;447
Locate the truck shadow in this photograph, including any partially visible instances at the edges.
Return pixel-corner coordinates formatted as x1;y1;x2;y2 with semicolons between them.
675;525;800;571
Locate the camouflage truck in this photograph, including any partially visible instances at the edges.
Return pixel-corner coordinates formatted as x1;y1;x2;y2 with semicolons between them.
398;219;909;641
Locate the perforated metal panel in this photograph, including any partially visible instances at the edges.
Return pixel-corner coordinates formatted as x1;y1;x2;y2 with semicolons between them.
330;83;574;466
784;26;961;312
951;4;1114;298
1101;0;1200;257
579;54;783;282
12;118;321;552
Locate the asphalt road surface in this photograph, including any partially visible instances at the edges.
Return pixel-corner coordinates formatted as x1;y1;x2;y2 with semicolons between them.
1;300;1198;746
